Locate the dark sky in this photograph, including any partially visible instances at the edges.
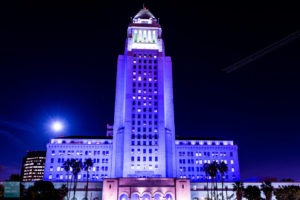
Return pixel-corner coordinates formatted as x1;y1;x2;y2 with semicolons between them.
1;1;300;181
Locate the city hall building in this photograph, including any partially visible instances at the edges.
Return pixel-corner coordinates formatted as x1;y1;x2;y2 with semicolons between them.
43;7;240;200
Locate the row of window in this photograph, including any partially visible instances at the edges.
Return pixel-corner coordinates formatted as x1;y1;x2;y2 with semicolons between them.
131;148;158;154
130;164;158;169
51;150;110;156
132;100;158;107
133;59;157;64
132;82;158;89
131;156;158;162
178;151;234;157
132;114;158;119
179;166;235;173
50;158;109;164
131;141;158;146
48;173;108;180
52;166;109;172
132;120;158;126
133;53;157;59
179;159;234;165
131;134;158;139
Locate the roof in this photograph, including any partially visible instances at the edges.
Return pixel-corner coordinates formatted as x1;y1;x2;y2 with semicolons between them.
55;135;112;139
133;8;156;20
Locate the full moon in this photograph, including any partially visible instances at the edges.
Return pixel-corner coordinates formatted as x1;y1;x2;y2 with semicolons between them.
51;121;64;132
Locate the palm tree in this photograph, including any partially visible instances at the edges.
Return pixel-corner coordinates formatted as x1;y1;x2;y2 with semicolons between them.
83;158;94;200
62;159;72;200
207;161;218;200
225;186;229;200
260;181;273;200
218;161;228;200
70;159;83;200
203;163;210;200
232;181;244;200
243;185;261;200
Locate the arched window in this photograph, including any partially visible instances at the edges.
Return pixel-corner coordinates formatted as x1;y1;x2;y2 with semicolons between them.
119;194;128;200
142;194;151;200
131;193;139;200
166;194;173;200
154;193;162;200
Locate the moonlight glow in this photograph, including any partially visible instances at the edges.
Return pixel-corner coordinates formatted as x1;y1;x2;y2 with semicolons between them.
51;121;64;132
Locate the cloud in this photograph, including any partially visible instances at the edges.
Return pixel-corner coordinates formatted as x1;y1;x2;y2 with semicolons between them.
0;119;35;133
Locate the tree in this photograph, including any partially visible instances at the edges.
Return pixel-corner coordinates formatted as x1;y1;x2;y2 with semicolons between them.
217;161;228;200
274;185;300;200
83;158;94;200
9;174;21;181
204;161;218;200
203;163;210;200
243;185;261;200
0;184;4;200
70;159;83;200
62;159;72;200
260;181;273;200
233;181;244;200
23;181;67;200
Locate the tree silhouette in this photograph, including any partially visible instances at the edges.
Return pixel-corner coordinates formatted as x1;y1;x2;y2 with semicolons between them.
218;161;228;200
243;185;261;200
23;181;67;200
260;181;273;200
83;158;93;200
233;181;244;200
62;159;72;200
70;159;83;200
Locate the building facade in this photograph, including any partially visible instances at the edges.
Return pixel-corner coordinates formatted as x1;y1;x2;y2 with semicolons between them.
44;136;112;181
43;8;240;199
21;151;46;182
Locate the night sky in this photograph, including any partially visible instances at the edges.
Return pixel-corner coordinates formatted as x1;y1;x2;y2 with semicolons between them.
1;1;300;181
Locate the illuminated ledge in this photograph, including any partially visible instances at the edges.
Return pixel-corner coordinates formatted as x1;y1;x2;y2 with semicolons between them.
175;137;234;146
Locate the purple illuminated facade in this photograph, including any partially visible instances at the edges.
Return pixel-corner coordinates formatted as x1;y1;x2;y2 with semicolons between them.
43;8;240;185
112;8;175;178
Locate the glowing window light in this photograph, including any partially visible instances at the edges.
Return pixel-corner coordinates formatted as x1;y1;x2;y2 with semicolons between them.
149;78;152;81
138;77;142;81
133;96;136;99
138;90;141;93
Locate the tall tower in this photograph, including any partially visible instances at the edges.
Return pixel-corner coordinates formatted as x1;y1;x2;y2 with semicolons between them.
112;8;176;178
